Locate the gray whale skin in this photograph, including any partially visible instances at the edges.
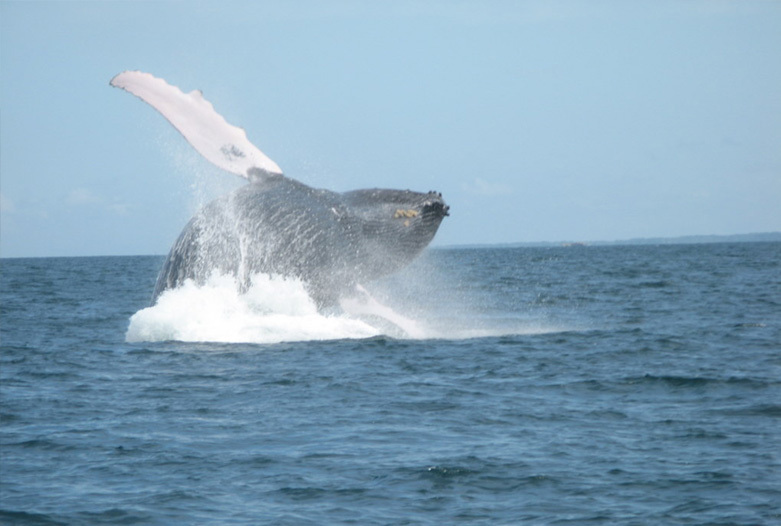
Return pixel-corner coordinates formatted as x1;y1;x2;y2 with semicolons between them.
154;173;448;306
110;71;448;307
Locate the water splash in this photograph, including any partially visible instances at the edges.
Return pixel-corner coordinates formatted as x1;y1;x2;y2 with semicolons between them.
126;273;380;344
126;269;570;345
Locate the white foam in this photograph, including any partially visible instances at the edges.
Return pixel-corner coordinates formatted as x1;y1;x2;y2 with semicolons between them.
125;271;573;345
125;273;380;344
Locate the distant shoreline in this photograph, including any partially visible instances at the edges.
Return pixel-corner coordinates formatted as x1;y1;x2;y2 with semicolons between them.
440;232;781;250
1;233;779;259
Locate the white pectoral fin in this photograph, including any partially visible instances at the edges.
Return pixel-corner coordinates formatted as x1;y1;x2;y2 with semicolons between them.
110;71;282;180
340;285;427;339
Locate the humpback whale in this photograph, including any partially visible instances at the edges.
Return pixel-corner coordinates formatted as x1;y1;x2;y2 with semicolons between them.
111;71;448;312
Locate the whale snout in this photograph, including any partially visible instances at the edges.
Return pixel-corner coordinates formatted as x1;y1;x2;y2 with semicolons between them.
422;200;450;218
422;191;449;218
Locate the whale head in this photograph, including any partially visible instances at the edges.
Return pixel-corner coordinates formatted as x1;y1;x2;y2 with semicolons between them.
342;188;449;280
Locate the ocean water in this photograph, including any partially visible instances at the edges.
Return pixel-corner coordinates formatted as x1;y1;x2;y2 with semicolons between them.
1;243;780;525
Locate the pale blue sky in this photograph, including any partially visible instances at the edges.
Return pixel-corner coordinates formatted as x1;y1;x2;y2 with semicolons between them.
2;0;780;257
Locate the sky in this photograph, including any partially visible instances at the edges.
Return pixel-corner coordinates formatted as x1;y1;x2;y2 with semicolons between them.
1;0;780;257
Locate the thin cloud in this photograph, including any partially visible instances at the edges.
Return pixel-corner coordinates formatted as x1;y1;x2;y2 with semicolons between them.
0;193;15;214
66;188;102;206
461;177;513;196
108;203;130;216
262;0;768;25
66;188;130;215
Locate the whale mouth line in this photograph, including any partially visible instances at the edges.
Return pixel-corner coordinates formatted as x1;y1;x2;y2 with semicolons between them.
422;201;450;218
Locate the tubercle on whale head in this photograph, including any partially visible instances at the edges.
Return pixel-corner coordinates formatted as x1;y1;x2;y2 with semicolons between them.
343;188;447;214
424;190;449;217
422;201;450;218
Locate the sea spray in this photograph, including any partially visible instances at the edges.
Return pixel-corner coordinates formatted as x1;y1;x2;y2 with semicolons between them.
126;272;380;344
367;250;577;339
127;257;569;344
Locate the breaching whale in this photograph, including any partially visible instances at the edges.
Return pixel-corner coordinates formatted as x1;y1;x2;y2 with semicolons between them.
111;71;448;315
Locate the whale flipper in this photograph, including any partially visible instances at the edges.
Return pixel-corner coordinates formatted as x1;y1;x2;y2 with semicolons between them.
110;70;283;180
340;285;427;339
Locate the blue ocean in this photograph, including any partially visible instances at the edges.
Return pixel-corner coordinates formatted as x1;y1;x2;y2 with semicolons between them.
1;242;780;525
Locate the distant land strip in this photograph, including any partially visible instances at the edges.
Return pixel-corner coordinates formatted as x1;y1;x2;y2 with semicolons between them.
3;233;780;259
442;232;781;249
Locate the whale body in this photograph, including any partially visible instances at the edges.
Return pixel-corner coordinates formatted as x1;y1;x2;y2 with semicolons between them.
111;71;448;308
153;174;448;306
